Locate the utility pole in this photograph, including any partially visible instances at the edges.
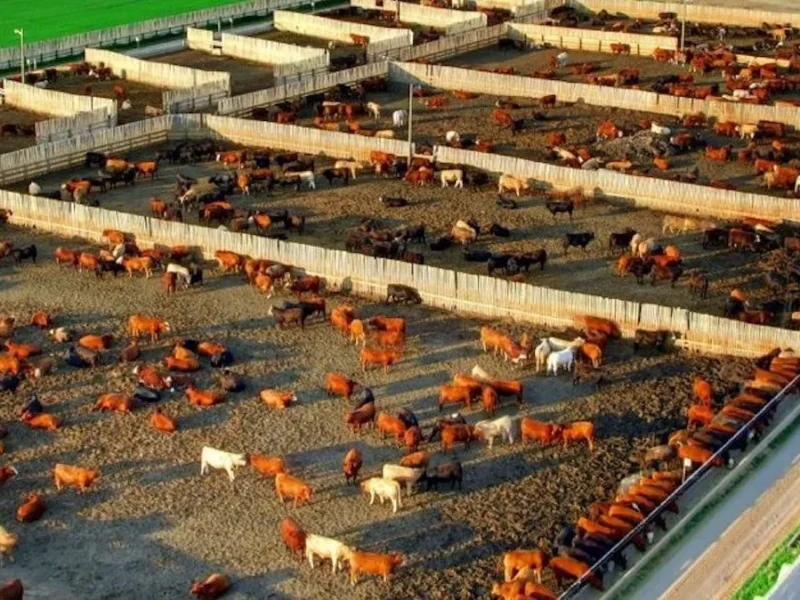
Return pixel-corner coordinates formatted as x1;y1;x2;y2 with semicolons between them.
407;83;413;167
680;0;691;52
14;29;24;83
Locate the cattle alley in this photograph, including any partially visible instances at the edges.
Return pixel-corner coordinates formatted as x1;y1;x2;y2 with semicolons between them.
6;141;777;318
0;225;750;598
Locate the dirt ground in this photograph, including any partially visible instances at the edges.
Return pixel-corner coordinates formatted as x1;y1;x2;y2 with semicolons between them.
319;7;445;42
257;30;365;67
48;76;164;125
6;140;780;319
0;225;752;599
0;105;44;154
152;50;275;97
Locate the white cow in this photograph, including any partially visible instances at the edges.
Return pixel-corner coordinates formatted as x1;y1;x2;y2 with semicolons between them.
474;415;515;448
736;124;759;139
471;365;493;381
334;160;364;179
534;340;551;373
547;348;575;375
440;169;464;188
366;101;381;119
382;464;424;496
200;446;247;482
295;171;316;190
360;477;402;513
629;233;643;255
556;51;569;67
167;262;190;287
120;99;132;111
27;181;41;196
650;123;671;136
305;534;353;573
392;110;407;127
445;130;460;143
552;146;576;161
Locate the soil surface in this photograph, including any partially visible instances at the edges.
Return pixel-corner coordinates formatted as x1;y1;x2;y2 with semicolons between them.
5;139;780;320
0;105;45;155
0;225;752;599
152;49;275;97
47;76;165;125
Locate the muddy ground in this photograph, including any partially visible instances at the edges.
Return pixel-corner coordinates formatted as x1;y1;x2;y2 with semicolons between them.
0;105;44;155
152;49;275;97
47;76;164;125
0;226;752;599
6;140;780;319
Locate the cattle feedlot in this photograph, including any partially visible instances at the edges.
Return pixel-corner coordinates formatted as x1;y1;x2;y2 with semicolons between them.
2;0;800;598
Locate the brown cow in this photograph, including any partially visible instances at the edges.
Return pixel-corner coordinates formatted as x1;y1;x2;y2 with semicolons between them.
342;448;363;485
521;417;561;446
128;315;170;342
550;556;603;590
190;573;231;600
275;473;312;508
279;517;306;559
438;385;476;411
94;393;133;414
376;412;406;443
360;347;401;373
250;453;286;477
52;463;99;492
560;421;595;451
16;492;46;523
150;408;177;434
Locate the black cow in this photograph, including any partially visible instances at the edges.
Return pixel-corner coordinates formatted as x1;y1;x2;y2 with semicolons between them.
19;393;43;418
379;196;408;207
430;236;452;251
609;229;636;253
563;232;595;254
395;224;425;244
352;387;375;410
96;259;125;278
322;168;349;186
489;223;511;238
211;351;234;368
284;215;306;234
487;254;515;275
12;245;37;266
702;227;729;249
512;249;548;271
546;200;574;221
465;170;489;190
397;408;419;429
424;460;463;491
85;152;106;168
387;284;422;304
0;375;23;393
133;385;160;403
463;249;493;262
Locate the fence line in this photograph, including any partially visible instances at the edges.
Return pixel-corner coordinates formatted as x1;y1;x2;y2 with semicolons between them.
35;111;117;144
569;0;799;28
0;0;308;72
508;22;677;55
385;24;506;62
0;187;798;357
389;60;800;132
217;61;388;116
273;9;413;59
163;80;232;114
350;0;488;35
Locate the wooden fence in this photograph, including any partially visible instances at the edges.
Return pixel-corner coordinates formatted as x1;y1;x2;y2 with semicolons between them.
0;117;172;186
570;0;799;28
273;10;413;60
163;81;232;114
508;22;677;55
186;27;217;53
221;32;330;83
385;24;506;62
433;144;800;222
454;0;560;18
0;0;308;72
35;111;117;144
217;60;388;116
0;186;797;357
350;0;488;35
389;60;800;131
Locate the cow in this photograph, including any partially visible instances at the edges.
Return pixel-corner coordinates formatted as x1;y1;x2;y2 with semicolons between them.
275;473;312;508
498;174;530;196
280;517;306;559
360;347;400;373
190;574;231;600
16;492;46;523
440;169;464;188
473;415;514;448
94;393;133;414
200;447;246;482
128;315;170;342
563;232;595;254
52;463;99;492
633;329;670;351
387;284;422;304
561;421;595;451
521;417;561;446
597;120;623;140
361;477;402;513
305;533;352;574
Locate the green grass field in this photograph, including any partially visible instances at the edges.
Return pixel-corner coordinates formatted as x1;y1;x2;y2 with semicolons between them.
0;0;247;48
734;525;800;600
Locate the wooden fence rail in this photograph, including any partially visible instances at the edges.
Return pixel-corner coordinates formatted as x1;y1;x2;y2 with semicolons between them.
0;187;797;357
350;0;488;35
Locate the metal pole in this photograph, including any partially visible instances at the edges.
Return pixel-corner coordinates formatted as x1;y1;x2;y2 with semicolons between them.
406;83;413;166
680;0;687;52
15;29;24;83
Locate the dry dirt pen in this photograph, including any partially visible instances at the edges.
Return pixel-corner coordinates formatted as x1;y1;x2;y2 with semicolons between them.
0;106;45;154
151;49;276;97
256;30;367;68
0;224;752;599
318;7;448;40
47;77;165;125
289;82;800;200
5;140;778;319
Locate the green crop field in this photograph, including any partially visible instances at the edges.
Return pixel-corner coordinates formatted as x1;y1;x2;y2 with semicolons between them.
0;0;246;48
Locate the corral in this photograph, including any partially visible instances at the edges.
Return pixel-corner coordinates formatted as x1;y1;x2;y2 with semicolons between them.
0;224;751;598
46;76;165;125
5;138;780;319
151;49;276;96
